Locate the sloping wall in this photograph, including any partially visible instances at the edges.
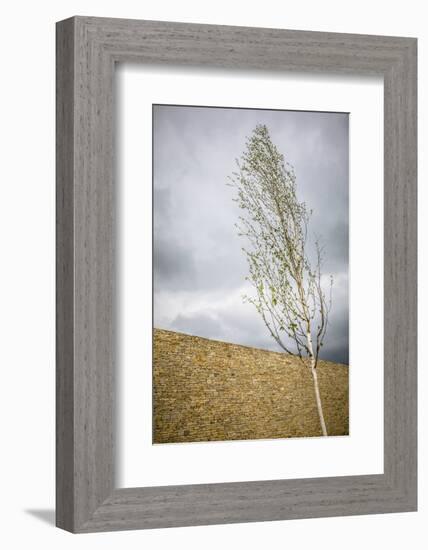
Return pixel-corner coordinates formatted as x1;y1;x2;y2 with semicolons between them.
153;328;349;443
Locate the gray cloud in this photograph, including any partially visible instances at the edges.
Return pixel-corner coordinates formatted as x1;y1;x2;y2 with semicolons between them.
153;105;349;364
153;235;196;291
171;312;223;340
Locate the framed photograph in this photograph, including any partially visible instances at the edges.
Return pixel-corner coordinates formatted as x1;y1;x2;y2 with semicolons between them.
56;16;417;532
151;105;350;445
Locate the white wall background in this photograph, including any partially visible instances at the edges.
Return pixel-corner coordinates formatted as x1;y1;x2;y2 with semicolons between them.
0;1;425;548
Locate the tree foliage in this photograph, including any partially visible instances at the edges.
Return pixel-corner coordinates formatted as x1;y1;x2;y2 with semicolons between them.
228;124;333;369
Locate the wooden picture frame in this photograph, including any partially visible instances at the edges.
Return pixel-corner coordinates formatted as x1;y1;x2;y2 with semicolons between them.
56;16;417;533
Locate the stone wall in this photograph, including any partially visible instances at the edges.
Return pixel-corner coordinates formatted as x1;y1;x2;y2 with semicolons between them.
153;328;349;443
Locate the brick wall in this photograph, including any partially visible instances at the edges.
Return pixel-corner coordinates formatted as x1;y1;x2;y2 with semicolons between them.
153;328;349;443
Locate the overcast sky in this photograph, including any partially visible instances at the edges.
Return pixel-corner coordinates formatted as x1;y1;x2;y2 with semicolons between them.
153;105;349;364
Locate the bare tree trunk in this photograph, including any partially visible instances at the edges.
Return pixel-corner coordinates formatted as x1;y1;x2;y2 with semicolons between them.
310;359;328;437
305;329;328;436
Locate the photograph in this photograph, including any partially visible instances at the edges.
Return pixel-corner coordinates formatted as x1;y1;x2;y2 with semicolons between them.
152;104;349;443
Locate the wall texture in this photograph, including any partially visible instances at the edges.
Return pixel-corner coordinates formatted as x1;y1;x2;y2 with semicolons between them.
153;329;349;443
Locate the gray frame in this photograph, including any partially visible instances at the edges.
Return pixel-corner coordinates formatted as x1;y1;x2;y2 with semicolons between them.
56;16;417;533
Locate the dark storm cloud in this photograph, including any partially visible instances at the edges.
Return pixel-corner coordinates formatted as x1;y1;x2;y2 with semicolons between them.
153;235;196;291
153;105;349;364
153;186;197;290
323;325;349;364
323;220;349;274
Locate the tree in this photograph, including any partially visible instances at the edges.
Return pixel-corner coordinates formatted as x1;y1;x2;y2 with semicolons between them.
228;124;332;436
